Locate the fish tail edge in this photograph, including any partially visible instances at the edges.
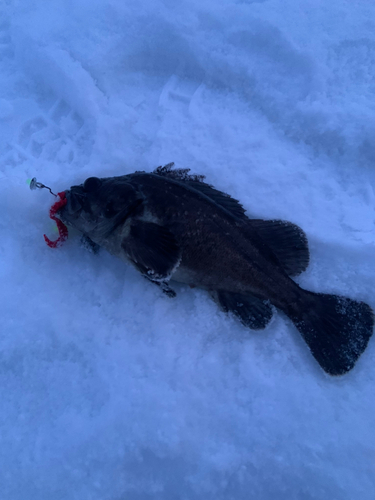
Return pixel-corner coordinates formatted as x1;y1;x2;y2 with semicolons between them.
287;291;374;375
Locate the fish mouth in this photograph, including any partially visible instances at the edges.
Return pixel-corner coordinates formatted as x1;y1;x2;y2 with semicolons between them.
57;189;85;224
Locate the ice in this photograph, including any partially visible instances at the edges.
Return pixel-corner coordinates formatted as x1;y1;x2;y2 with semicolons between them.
1;0;375;499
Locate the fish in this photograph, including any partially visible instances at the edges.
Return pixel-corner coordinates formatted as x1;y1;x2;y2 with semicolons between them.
58;163;374;376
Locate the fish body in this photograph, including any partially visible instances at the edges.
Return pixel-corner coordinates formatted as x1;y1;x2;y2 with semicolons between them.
125;171;301;308
59;164;374;375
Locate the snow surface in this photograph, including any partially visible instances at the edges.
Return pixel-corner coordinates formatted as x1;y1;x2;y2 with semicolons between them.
1;1;375;498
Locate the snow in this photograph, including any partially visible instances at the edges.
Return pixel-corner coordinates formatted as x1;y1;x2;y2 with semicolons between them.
1;0;375;498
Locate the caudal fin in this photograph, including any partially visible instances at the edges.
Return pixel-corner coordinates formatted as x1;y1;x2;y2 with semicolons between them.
288;292;374;375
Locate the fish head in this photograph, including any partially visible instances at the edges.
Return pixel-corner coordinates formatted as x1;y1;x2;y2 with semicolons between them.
58;175;142;240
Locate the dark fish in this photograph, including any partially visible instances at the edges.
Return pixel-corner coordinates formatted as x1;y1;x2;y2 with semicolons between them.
58;163;374;376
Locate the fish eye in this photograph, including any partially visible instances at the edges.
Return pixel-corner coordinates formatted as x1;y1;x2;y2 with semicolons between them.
83;177;102;193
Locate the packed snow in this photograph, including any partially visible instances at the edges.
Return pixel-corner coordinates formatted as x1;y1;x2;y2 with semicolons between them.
1;1;375;498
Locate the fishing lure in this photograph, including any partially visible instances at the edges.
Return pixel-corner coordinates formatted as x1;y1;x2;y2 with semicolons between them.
28;177;68;248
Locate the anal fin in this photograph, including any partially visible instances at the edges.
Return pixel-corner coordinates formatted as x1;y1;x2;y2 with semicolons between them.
214;290;273;330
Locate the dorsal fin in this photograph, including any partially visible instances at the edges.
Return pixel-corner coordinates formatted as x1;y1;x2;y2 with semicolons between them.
245;219;310;277
153;163;247;220
153;163;205;182
184;180;247;220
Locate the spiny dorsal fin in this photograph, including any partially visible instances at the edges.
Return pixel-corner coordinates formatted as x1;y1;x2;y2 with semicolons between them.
184;180;247;220
245;219;310;277
153;163;205;182
153;163;247;220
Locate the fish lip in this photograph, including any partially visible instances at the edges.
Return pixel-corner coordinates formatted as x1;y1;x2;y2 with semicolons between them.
57;189;83;223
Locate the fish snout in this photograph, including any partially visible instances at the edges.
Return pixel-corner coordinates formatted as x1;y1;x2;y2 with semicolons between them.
58;189;84;221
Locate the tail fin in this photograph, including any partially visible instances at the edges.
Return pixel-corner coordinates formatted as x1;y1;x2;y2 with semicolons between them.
287;292;374;375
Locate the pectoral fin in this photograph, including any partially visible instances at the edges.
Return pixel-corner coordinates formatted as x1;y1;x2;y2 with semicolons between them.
122;221;181;281
80;235;101;254
143;277;177;298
